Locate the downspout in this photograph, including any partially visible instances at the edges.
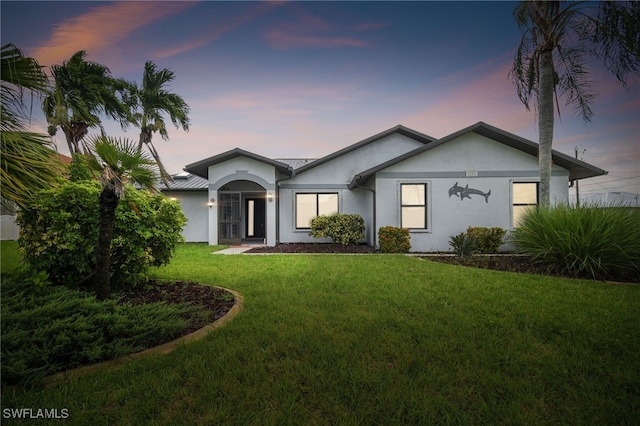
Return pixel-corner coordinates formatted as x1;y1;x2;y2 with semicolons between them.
275;168;295;244
352;175;376;248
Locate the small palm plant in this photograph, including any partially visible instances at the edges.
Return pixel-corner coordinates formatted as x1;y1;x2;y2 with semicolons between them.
86;135;158;300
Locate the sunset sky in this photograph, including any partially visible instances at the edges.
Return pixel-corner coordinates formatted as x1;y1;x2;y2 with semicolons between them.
2;1;638;196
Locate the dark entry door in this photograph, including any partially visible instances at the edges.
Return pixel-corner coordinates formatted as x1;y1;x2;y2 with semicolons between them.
245;198;266;238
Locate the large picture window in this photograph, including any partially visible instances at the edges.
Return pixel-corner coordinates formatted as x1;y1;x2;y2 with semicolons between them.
512;182;538;227
401;183;427;229
296;193;338;229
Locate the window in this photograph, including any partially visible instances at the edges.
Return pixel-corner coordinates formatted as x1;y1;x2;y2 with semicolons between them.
401;184;427;229
512;182;538;227
295;193;338;229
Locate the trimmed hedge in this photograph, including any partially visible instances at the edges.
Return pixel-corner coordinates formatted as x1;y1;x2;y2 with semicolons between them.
309;213;365;245
378;226;411;253
466;227;506;254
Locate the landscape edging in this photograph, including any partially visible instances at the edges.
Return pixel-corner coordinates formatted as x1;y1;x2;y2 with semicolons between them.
43;286;244;388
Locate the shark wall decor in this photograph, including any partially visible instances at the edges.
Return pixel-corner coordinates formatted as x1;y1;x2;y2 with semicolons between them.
448;182;491;203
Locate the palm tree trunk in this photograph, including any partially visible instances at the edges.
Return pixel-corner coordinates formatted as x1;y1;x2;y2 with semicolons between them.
538;49;554;207
95;187;119;300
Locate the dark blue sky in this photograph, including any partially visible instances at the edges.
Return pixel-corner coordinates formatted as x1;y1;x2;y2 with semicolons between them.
2;1;638;195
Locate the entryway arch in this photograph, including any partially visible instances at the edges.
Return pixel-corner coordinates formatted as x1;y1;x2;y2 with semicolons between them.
217;180;268;245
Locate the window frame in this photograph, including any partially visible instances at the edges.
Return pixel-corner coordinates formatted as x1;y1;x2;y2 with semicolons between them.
400;183;428;230
295;192;339;229
511;181;539;228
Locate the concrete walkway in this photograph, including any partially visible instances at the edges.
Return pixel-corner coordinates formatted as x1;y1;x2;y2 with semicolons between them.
212;246;256;255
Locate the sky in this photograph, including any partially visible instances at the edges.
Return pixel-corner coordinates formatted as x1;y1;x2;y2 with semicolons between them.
2;0;639;197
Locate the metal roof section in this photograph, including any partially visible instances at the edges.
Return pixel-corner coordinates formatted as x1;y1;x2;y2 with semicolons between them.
274;158;318;170
184;147;294;179
295;124;437;174
159;173;208;191
349;121;607;189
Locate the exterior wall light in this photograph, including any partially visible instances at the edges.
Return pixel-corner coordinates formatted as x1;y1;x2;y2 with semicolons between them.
207;197;215;208
267;192;273;202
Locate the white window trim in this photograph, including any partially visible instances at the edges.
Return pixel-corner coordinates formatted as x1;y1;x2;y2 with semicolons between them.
294;191;340;230
510;180;539;229
398;180;431;233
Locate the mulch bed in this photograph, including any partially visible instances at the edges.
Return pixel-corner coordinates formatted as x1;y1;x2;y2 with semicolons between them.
118;281;236;335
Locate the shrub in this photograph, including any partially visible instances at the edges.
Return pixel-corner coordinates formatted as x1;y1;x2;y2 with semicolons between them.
512;204;640;281
449;232;479;257
0;271;202;386
466;227;506;253
378;226;411;253
17;180;186;290
309;213;365;245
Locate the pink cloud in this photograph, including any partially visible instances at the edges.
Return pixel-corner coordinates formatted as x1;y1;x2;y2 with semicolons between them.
264;6;380;50
32;2;197;66
154;1;284;59
402;56;536;138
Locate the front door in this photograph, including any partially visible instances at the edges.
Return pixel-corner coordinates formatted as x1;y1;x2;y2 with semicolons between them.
245;197;266;239
219;192;241;245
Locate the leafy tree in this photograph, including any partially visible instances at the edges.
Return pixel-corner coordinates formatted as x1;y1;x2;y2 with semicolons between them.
42;51;129;155
86;135;158;300
124;60;190;183
509;1;639;206
17;179;186;291
1;43;62;208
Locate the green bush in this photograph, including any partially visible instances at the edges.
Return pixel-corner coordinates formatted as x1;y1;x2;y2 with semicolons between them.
449;232;479;257
466;227;506;253
17;180;186;290
378;226;411;253
512;204;640;281
1;270;203;386
309;213;365;245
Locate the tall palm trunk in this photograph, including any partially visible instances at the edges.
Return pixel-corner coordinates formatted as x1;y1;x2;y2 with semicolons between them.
95;186;119;300
537;49;554;207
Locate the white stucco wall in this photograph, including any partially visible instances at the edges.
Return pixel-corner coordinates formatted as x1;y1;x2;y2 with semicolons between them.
164;191;208;242
1;215;19;240
375;133;570;252
207;157;281;246
278;133;423;244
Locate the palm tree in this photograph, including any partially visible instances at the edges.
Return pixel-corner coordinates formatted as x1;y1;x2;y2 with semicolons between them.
43;51;129;155
86;135;157;300
125;60;190;183
509;1;639;206
1;43;62;208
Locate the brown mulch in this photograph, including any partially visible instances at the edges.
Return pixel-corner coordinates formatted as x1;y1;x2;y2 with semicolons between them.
118;281;236;335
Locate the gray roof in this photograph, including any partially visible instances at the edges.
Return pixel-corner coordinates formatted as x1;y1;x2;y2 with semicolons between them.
295;125;436;174
274;158;318;170
184;147;294;179
349;121;607;188
159;173;208;191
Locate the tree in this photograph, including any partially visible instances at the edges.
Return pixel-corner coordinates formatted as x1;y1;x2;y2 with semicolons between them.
125;60;190;183
86;135;158;300
1;43;62;208
42;51;129;155
509;1;639;206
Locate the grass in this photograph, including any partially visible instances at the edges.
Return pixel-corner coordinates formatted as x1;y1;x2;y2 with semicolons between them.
2;242;639;424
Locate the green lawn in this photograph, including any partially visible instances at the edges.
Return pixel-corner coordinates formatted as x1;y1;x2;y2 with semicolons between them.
2;242;639;424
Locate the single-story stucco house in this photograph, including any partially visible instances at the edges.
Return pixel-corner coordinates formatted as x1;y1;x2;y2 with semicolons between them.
161;121;606;252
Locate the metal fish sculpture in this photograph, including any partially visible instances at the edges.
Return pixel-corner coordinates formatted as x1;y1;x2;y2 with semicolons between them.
448;182;491;203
